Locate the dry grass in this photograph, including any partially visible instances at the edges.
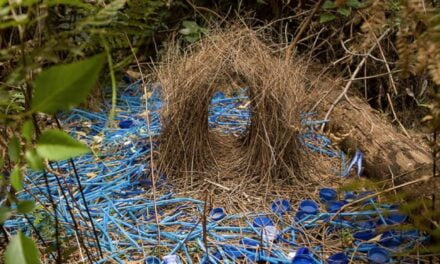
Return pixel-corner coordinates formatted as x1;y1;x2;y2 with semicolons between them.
155;27;311;187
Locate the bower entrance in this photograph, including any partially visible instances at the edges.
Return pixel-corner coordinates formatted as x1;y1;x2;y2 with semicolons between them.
156;29;309;184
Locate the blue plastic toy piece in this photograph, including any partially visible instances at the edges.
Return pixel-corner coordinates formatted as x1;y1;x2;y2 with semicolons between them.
145;256;161;264
209;207;226;221
353;229;376;241
271;199;291;215
299;200;319;214
119;119;134;129
327;252;348;264
367;247;390;264
252;216;274;227
319;188;338;202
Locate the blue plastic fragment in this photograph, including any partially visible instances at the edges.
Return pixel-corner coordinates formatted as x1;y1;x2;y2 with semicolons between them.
271;199;291;215
299;200;319;214
145;256;161;264
239;237;260;247
353;229;376;241
209;208;226;221
367;247;390;264
326;201;345;213
119;119;134;129
292;248;314;264
385;213;407;224
327;252;348;264
379;230;403;247
319;188;338;202
252;216;274;228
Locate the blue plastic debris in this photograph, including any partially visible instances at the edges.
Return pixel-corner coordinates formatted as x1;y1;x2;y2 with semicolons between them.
253;216;274;227
292;248;314;264
385;213;407;225
209;207;226;221
367;247;390;264
145;256;161;264
299;200;319;214
354;230;376;241
271;199;291;215
119;119;134;129
326;201;345;213
319;188;338;202
342;150;363;177
327;252;348;264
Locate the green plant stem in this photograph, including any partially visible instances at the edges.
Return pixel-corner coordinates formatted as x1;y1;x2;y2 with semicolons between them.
102;37;117;122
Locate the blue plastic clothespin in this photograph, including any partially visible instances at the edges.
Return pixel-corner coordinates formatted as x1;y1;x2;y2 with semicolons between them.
342;150;363;177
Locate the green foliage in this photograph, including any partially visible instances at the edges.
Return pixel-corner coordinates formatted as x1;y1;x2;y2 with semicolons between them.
320;0;365;23
24;150;44;171
32;54;106;114
36;129;90;161
179;21;208;43
0;206;12;224
10;166;23;191
17;200;36;214
8;137;21;163
5;232;40;264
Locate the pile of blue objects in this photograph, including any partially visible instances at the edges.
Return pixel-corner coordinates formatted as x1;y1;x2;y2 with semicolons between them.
4;80;428;263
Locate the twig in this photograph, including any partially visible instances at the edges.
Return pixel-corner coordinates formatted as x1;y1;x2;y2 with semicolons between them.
386;93;411;138
320;29;390;132
285;0;326;62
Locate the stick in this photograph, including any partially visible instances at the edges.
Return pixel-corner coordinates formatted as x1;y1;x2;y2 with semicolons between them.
285;0;326;62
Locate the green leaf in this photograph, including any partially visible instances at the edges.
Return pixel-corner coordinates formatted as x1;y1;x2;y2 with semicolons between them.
8;137;20;163
17;200;35;214
31;53;106;114
25;150;44;171
337;7;351;16
346;0;364;8
11;166;23;191
179;28;191;35
45;0;94;9
5;232;40;264
0;206;11;224
322;0;337;9
320;13;337;23
21;121;34;143
182;20;199;31
36;129;90;161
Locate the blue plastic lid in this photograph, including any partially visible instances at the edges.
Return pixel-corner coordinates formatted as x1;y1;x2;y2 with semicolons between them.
271;199;291;215
209;207;226;221
353;229;376;241
294;211;308;222
385;213;407;224
252;216;274;227
328;252;348;264
379;230;403;247
292;254;314;264
367;247;390;264
356;220;376;230
119;119;133;129
296;247;309;255
299;200;319;214
326;201;345;213
343;192;357;202
145;256;161;264
319;188;338;202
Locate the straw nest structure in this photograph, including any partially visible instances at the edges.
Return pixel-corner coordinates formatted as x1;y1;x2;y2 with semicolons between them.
156;28;309;184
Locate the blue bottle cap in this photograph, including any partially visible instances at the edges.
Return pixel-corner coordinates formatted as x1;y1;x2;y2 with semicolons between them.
299;200;319;214
353;229;376;241
292;254;314;264
385;213;407;224
319;188;338;202
253;216;274;227
209;207;226;221
367;247;390;264
271;199;291;215
379;230;403;247
145;256;161;264
328;252;348;264
119;119;134;129
326;201;345;213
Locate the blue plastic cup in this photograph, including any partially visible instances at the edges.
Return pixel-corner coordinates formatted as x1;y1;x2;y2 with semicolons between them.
319;188;338;202
367;247;390;264
328;252;348;264
145;256;161;264
271;199;291;215
299;200;319;214
353;229;376;241
209;207;226;221
252;216;274;227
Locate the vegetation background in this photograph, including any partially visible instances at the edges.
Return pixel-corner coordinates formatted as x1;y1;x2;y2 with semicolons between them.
1;0;439;262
